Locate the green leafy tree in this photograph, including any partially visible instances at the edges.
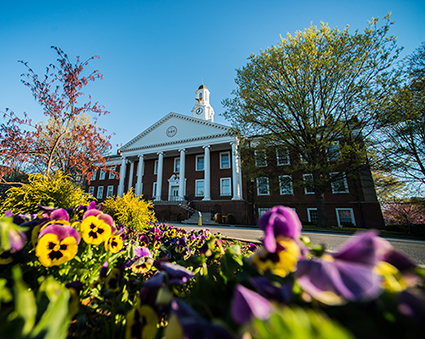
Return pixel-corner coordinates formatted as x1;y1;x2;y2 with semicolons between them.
223;15;400;227
375;42;425;190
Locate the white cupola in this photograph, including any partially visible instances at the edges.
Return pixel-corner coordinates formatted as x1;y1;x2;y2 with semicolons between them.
191;84;215;122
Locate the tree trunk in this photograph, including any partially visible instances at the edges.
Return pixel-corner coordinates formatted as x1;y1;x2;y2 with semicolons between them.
315;189;330;228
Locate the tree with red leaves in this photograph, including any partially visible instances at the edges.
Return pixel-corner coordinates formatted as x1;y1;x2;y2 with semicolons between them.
0;46;112;184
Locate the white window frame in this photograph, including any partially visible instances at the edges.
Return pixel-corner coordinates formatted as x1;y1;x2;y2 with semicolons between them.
97;186;104;199
303;174;315;194
254;150;267;167
154;160;158;175
256;177;270;196
195;179;204;197
276;148;290;166
220;177;232;196
336;208;356;227
307;208;318;224
153;182;158;199
88;186;94;196
196;155;204;171
174;157;180;173
258;208;269;218
279;175;293;195
109;167;116;179
220;152;231;169
106;185;114;198
99;170;106;180
330;172;349;193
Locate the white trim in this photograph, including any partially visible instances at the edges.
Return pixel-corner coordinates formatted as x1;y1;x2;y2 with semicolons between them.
174;157;180;173
307;208;318;224
196;154;204;171
106;185;114;198
220;177;232;196
153;182;158;199
99;170;106;180
276;148;290;166
88;186;94;196
330;172;349;193
195;179;204;197
336;208;356;227
303;174;315;194
279;175;293;195
254;150;267;167
96;186;104;199
154;160;158;175
108;167;115;179
256;177;270;196
220;151;231;169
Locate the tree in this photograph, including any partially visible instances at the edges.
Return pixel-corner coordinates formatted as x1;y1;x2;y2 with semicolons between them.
0;46;112;184
375;42;425;191
382;199;425;229
223;15;400;228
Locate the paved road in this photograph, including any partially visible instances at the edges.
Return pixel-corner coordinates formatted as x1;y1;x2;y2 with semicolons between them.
173;224;425;266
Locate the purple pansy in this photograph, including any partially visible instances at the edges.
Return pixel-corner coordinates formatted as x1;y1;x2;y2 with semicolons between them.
155;261;194;285
39;224;81;244
258;206;302;253
50;208;70;222
249;276;293;304
0;217;28;253
296;231;383;304
231;284;273;324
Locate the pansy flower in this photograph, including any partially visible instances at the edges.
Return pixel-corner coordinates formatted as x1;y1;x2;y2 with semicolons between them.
0;216;28;254
295;231;383;305
127;246;154;273
36;224;79;267
250;236;301;277
125;300;159;339
80;215;112;245
105;234;124;253
258;205;302;253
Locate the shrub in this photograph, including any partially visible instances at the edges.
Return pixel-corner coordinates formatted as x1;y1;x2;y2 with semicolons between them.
0;172;91;214
227;213;236;224
101;189;157;231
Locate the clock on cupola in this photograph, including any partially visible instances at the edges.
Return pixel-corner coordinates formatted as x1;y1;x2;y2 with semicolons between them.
191;84;215;122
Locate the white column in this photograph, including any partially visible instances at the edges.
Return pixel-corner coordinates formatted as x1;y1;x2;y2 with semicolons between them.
178;149;186;199
118;157;127;197
127;160;134;192
203;145;211;201
231;142;241;200
155;152;164;201
136;155;144;196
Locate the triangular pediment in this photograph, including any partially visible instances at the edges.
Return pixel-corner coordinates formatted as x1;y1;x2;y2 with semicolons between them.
120;113;232;152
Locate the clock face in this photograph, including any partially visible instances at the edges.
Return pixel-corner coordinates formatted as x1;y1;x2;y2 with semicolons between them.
195;107;204;115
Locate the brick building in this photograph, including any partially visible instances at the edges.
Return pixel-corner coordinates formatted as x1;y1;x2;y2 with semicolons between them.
88;85;384;228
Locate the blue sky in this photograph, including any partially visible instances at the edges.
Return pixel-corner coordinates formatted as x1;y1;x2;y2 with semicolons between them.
1;0;424;152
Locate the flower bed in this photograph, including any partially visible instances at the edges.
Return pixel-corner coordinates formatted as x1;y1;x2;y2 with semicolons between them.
1;204;424;339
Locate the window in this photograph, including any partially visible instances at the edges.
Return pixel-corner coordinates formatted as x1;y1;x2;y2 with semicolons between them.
196;155;204;171
153;182;158;198
220;178;231;196
220;152;231;169
336;208;355;227
256;177;270;195
276;148;290;166
154;160;158;174
91;172;97;181
258;208;269;218
109;167;116;179
279;175;293;195
195;180;204;196
330;172;349;193
97;186;104;199
327;141;340;161
88;186;94;196
255;150;267;167
106;185;114;198
174;158;180;173
303;174;315;194
300;153;308;164
99;170;106;180
307;208;318;224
